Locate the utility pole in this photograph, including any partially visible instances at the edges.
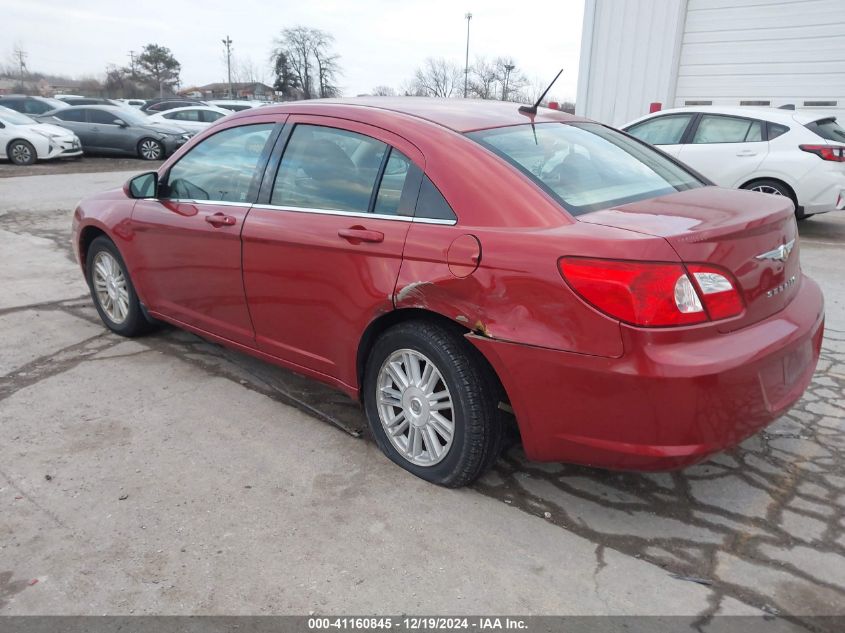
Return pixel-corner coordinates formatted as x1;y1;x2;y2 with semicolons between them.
502;63;515;101
128;51;136;78
13;45;27;93
464;12;472;98
222;35;233;99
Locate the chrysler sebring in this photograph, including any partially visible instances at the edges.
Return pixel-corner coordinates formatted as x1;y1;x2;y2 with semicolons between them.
71;99;825;487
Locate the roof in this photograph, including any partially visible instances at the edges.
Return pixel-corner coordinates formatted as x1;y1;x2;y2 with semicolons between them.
624;105;833;128
235;97;586;133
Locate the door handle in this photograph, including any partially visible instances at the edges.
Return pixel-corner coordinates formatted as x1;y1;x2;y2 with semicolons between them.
338;227;384;243
205;212;237;227
736;150;757;157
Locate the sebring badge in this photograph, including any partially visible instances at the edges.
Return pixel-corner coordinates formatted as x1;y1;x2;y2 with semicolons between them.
756;239;795;263
767;275;797;298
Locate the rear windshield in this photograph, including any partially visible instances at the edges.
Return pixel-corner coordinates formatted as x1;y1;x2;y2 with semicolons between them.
806;118;845;143
468;122;703;215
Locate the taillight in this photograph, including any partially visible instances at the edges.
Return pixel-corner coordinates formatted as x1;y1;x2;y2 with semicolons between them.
686;264;744;320
800;144;845;162
558;257;743;327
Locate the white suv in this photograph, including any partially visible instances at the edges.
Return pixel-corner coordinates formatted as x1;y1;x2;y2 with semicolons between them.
623;106;845;220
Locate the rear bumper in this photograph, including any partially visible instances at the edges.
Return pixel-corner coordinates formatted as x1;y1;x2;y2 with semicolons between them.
799;168;845;215
470;275;825;470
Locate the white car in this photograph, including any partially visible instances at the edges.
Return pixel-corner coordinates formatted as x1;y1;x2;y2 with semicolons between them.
0;105;82;165
116;98;146;109
624;106;845;219
145;105;231;133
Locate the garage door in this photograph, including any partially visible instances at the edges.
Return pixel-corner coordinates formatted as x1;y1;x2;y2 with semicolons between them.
675;0;845;117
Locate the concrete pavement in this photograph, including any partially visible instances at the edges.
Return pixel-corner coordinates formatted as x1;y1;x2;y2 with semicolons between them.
0;170;843;622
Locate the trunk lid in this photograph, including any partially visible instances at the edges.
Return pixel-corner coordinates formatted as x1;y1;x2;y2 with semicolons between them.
579;187;800;331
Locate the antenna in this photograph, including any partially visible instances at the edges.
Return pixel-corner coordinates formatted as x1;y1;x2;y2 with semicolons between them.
519;68;563;116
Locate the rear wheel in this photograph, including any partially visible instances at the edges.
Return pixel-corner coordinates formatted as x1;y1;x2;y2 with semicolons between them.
741;179;807;219
86;236;152;337
8;140;36;165
363;321;503;487
137;138;164;161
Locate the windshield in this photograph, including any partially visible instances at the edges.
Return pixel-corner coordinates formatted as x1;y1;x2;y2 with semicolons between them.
0;107;36;125
467;122;704;215
806;118;845;144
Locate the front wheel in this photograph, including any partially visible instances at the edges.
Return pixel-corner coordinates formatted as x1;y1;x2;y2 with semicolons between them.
8;140;36;165
137;138;164;161
86;236;152;337
363;321;503;487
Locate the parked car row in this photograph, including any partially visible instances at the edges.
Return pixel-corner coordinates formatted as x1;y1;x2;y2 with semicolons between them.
0;94;262;164
624;106;845;219
0;105;82;165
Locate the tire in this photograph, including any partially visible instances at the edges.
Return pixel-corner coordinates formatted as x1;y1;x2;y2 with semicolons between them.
85;236;152;337
741;179;804;219
363;320;503;487
8;139;36;165
137;138;164;161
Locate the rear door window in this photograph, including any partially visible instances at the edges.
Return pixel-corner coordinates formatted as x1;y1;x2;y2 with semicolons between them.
202;110;226;123
805;118;845;143
89;109;120;125
55;109;86;122
271;125;387;213
692;115;764;144
168;109;201;122
626;114;693;145
373;149;413;216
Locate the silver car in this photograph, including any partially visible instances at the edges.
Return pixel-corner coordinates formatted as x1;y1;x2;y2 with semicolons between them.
39;105;191;160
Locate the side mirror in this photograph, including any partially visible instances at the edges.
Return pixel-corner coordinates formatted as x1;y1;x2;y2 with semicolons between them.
126;171;158;199
114;119;129;128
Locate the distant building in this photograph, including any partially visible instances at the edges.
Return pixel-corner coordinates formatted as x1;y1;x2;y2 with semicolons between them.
576;0;845;126
189;82;276;101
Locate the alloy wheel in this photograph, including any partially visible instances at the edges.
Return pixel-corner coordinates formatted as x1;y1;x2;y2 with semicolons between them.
11;143;33;165
376;349;455;466
139;139;163;160
750;185;783;196
92;251;130;324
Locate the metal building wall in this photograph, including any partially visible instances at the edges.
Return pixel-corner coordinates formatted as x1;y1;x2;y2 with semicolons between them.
576;0;688;126
577;0;845;126
675;0;845;121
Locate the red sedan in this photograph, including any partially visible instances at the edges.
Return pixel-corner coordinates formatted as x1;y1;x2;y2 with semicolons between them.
72;99;824;487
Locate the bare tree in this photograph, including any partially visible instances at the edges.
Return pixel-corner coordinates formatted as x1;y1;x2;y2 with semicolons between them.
468;56;497;99
371;85;396;96
271;26;341;99
408;58;462;98
232;56;267;86
494;57;527;102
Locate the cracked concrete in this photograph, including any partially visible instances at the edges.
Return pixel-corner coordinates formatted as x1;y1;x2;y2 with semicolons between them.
1;170;844;628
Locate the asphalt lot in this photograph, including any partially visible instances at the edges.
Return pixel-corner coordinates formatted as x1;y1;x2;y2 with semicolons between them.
0;167;844;623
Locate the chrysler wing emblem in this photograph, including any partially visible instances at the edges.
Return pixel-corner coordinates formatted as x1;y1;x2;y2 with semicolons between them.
756;239;795;263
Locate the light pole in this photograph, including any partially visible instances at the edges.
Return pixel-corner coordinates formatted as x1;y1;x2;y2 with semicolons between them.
464;12;472;98
502;63;515;101
222;35;233;99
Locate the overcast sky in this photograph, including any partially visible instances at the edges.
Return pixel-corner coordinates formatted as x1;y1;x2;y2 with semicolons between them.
3;0;584;100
